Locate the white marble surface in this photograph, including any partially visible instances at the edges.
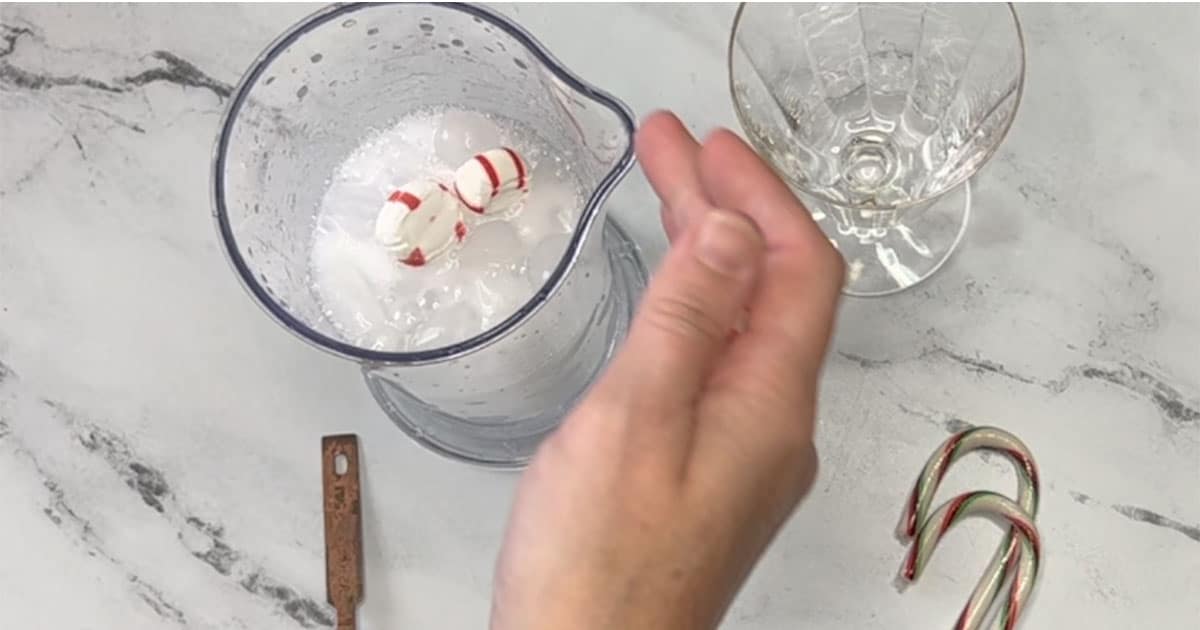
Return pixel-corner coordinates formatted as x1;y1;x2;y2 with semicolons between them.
1;3;1197;629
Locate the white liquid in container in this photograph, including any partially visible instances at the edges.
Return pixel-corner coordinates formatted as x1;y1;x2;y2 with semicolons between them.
309;109;583;352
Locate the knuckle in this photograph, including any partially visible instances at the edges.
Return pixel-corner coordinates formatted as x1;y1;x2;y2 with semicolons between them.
642;292;726;345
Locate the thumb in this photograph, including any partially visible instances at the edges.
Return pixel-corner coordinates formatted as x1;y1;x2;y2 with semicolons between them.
604;208;765;408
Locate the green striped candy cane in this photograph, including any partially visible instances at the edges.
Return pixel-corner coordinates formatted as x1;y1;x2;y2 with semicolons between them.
898;427;1040;629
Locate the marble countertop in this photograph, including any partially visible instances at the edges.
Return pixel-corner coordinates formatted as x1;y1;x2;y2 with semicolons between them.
1;3;1196;629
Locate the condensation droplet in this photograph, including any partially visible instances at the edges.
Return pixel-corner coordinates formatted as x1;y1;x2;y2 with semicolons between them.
601;132;621;150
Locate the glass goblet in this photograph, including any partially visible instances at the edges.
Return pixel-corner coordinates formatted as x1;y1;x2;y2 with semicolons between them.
730;3;1025;296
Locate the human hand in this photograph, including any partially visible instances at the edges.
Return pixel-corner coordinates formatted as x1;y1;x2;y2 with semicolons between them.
491;111;844;630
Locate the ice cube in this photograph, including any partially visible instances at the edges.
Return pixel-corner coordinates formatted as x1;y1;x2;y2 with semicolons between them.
469;270;530;328
409;301;482;350
365;327;404;352
513;176;576;244
336;154;395;190
525;233;571;290
435;110;503;166
416;287;448;311
388;298;424;330
457;220;524;272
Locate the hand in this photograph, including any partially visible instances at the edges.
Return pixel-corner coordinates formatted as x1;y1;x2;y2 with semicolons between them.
491;112;844;630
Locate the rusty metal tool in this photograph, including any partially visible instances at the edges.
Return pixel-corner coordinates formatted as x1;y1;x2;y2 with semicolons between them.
323;434;364;630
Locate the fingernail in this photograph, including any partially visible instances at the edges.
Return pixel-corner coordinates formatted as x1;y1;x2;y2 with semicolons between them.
694;210;762;276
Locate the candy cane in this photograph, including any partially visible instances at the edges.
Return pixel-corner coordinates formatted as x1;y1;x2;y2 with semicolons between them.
901;491;1040;630
898;427;1040;630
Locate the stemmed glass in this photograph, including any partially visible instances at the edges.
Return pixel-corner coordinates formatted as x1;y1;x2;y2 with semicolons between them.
729;3;1025;296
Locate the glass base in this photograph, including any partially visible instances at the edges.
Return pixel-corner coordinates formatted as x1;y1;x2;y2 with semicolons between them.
363;218;647;468
809;182;971;297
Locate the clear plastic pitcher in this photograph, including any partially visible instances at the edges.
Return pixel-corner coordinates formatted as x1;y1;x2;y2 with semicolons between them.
212;3;646;467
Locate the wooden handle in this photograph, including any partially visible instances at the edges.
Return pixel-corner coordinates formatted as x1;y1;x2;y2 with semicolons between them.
323;434;363;629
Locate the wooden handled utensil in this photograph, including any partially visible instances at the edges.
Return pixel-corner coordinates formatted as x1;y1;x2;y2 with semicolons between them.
323;434;364;630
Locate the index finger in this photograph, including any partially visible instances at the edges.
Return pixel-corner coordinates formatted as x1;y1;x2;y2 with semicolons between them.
699;129;844;397
636;111;712;240
683;131;843;487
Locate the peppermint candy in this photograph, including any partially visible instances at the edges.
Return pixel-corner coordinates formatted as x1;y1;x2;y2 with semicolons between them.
453;147;529;214
375;147;531;267
374;180;467;267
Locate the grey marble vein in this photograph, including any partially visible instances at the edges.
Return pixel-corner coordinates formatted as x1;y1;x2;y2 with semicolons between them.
1070;491;1200;544
895;403;976;436
0;23;231;100
1047;364;1198;425
1110;505;1200;544
41;399;336;628
844;345;1198;427
121;51;232;100
925;344;1040;386
0;388;187;625
76;102;146;133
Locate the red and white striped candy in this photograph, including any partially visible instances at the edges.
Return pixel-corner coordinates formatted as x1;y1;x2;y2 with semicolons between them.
374;179;467;267
453;147;529;214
